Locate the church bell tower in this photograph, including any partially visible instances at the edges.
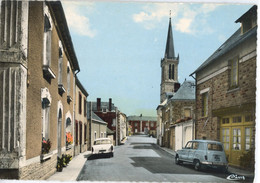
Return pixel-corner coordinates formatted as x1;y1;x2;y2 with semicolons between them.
160;13;179;103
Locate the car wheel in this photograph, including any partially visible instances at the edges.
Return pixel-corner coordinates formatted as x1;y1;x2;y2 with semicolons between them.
175;155;182;165
194;160;201;171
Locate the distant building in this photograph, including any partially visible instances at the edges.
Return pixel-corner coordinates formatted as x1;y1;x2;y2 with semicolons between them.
118;112;127;142
90;98;120;145
127;116;157;136
87;104;107;147
190;5;257;169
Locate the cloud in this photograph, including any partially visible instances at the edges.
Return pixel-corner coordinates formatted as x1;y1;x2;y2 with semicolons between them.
132;3;222;35
62;2;96;37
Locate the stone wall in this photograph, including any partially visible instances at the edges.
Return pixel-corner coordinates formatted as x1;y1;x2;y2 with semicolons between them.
20;155;56;180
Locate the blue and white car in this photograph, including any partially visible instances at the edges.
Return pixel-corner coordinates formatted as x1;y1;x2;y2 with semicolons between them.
175;140;228;172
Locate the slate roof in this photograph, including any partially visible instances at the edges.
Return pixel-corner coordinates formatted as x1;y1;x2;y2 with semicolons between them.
164;17;176;59
87;111;107;125
171;80;195;101
127;116;157;122
190;24;257;75
48;1;80;71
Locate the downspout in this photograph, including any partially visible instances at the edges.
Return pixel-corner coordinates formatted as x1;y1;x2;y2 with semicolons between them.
73;70;80;155
190;73;197;139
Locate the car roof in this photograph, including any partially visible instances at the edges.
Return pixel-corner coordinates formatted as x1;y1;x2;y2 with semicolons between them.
189;139;222;144
94;138;111;141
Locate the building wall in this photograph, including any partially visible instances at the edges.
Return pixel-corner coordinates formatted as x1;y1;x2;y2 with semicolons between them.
75;85;88;155
91;121;107;147
195;29;256;168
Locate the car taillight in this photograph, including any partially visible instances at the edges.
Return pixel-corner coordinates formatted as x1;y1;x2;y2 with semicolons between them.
205;155;208;160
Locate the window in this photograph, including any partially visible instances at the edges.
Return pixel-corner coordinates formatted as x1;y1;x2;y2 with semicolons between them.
193;142;199;149
75;121;78;145
151;122;154;127
42;99;50;139
184;108;191;118
245;128;253;151
84;124;87;144
233;116;242;123
207;143;223;151
112;119;116;127
84;98;87;117
101;132;103;138
245;115;253;122
78;92;82;114
230;58;238;88
233;128;241;150
42;12;55;79
94;131;97;140
67;64;71;95
222;118;230;124
135;122;137;127
222;128;230;150
169;64;171;79
172;64;175;80
58;41;66;95
185;141;192;149
202;93;208;117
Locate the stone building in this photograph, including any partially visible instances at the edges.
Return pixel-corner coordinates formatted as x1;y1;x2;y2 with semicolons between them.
127;115;157;136
0;1;80;179
75;77;89;155
190;6;257;169
168;80;195;151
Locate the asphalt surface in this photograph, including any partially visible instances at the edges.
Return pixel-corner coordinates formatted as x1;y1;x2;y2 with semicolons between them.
77;135;253;182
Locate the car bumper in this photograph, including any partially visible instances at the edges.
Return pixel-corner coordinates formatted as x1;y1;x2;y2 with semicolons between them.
201;161;227;167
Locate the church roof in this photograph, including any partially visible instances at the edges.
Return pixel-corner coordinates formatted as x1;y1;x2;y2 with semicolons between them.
164;17;176;59
171;80;195;101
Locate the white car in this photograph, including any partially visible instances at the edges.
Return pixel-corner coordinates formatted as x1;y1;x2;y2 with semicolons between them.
92;138;114;157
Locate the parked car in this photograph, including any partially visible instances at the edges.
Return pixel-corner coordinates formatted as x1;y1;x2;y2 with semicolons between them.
175;140;228;172
92;138;114;157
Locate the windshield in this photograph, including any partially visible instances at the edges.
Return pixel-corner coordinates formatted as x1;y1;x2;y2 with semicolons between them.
94;140;111;145
207;143;223;151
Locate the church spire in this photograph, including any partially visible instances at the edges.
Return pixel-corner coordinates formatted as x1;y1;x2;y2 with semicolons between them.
164;11;175;59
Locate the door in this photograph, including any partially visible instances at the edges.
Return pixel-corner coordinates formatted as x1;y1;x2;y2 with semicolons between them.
231;127;242;166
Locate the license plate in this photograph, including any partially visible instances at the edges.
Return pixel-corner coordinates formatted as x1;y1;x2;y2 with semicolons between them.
214;155;220;161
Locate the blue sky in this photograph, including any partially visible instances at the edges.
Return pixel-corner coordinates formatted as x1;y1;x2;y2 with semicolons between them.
62;1;254;116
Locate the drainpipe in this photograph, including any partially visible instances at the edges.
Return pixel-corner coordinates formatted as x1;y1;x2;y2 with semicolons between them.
73;70;80;155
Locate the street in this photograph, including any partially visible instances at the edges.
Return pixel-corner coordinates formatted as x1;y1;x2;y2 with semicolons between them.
77;135;249;182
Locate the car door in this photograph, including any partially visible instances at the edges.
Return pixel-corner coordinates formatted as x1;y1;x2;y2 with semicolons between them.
179;141;193;161
188;142;199;162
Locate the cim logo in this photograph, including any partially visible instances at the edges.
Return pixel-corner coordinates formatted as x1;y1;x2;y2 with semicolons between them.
226;174;245;181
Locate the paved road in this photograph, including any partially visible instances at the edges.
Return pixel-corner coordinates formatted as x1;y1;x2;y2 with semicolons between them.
77;135;249;182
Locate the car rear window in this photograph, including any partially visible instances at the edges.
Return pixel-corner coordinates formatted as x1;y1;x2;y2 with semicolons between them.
207;143;223;151
94;140;111;145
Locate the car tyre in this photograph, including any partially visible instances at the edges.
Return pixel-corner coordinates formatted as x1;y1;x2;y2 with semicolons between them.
175;155;182;165
194;160;201;171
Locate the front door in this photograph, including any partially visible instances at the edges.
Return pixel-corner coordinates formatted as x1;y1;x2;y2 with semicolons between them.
230;127;242;166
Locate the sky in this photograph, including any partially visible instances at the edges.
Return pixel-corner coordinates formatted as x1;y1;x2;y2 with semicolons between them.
62;1;255;117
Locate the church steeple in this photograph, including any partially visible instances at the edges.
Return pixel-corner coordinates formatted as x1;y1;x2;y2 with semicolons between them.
160;11;179;103
164;12;175;59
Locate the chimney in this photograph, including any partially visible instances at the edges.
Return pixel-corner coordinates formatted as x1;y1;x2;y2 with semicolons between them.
109;98;112;111
174;82;181;93
97;98;101;111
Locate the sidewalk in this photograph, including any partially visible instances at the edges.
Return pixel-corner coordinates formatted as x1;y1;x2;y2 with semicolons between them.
158;146;255;178
47;151;92;181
